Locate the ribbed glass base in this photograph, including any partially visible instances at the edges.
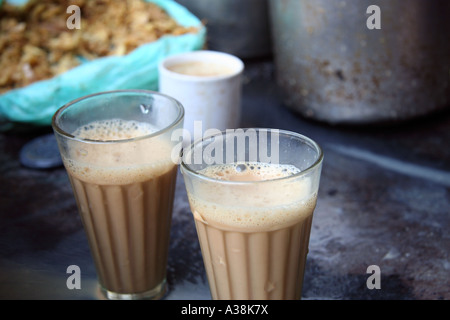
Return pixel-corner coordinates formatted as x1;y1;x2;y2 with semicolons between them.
99;280;167;300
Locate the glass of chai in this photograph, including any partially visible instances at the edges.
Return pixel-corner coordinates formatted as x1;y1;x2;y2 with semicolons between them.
52;90;184;300
159;50;244;138
181;128;323;300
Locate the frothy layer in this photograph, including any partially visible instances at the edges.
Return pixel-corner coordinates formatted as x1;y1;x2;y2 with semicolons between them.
167;61;234;77
187;163;316;231
72;119;157;141
63;119;174;185
199;162;301;182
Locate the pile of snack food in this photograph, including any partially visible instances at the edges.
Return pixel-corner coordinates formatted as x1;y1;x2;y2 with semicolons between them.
0;0;198;94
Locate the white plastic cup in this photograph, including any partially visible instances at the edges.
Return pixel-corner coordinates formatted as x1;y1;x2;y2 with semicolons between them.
158;50;244;140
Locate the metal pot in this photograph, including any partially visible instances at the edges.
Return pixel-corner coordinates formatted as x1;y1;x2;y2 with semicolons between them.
269;0;450;124
176;0;272;58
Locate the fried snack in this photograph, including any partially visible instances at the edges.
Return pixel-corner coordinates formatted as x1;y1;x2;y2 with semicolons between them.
0;0;198;94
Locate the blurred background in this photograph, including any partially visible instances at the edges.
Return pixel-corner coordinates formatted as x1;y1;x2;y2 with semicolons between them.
0;0;449;300
177;0;450;125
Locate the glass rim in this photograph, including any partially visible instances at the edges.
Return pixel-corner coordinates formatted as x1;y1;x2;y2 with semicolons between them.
180;128;324;185
51;89;184;144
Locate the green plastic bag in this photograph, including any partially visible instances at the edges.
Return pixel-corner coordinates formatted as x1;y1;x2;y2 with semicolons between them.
0;0;205;126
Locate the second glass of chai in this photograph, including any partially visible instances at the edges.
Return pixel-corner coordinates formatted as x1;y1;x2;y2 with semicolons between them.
181;128;323;300
52;90;184;300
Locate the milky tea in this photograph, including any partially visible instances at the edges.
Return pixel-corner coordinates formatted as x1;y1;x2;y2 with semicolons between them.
181;129;323;300
52;91;184;300
66;120;177;297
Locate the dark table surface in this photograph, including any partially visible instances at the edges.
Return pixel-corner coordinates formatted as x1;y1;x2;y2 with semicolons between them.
0;58;449;300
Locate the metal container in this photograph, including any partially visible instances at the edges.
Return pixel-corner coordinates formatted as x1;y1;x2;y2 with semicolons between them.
176;0;272;58
269;0;450;124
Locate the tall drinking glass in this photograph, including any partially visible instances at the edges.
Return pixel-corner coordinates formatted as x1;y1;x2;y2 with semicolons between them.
181;128;323;299
52;90;184;300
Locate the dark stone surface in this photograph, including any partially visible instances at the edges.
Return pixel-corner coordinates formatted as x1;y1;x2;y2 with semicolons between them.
0;59;448;300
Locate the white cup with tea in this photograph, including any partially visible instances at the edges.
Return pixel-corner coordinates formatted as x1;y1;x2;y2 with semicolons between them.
158;50;244;140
